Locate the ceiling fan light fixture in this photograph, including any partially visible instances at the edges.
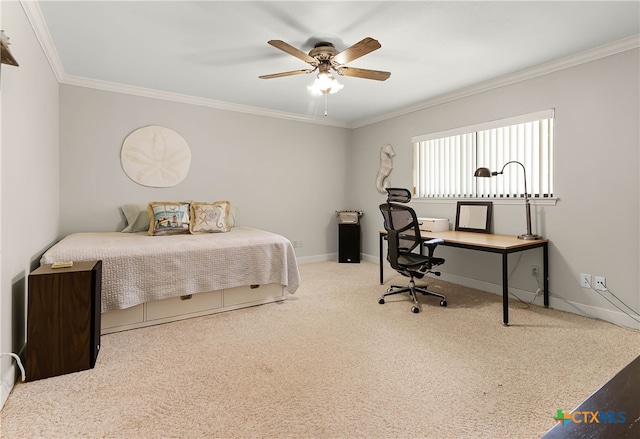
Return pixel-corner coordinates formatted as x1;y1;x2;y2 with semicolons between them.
261;37;389;96
308;71;343;95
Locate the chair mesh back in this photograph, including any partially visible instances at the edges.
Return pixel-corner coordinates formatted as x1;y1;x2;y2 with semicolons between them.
380;202;422;269
385;188;411;203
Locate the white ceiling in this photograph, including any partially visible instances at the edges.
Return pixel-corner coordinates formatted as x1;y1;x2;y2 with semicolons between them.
34;1;640;126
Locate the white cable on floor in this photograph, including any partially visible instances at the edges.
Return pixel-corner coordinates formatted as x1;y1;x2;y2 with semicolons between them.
0;353;26;381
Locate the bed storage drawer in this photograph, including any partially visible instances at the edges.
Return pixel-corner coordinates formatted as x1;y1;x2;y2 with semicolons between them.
146;290;223;321
223;283;284;307
102;304;144;331
100;284;286;334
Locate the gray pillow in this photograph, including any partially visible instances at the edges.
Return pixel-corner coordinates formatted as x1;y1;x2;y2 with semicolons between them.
120;204;150;232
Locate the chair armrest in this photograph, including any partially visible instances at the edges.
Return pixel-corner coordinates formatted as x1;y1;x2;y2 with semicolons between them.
422;238;444;266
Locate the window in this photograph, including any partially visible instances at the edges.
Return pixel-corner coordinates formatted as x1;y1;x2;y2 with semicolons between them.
412;110;554;199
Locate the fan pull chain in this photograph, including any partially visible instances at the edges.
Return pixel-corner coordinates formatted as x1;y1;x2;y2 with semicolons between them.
324;93;328;117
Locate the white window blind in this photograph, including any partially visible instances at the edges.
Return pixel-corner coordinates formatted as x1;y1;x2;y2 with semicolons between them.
412;109;554;199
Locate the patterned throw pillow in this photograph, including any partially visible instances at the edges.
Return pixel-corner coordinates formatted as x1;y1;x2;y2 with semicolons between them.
147;202;191;236
189;201;231;234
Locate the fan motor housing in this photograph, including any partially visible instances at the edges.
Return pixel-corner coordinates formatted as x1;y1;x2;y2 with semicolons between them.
309;42;338;60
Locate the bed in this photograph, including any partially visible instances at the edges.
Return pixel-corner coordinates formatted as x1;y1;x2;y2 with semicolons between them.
40;226;301;333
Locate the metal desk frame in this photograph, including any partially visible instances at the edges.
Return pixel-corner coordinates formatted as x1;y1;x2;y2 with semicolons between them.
379;230;549;325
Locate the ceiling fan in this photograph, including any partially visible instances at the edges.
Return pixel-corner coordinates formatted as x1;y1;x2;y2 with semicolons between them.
259;37;390;94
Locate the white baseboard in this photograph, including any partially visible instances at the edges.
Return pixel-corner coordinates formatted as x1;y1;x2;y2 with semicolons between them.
544;297;640;330
0;346;25;411
364;253;640;330
361;254;378;263
0;363;16;410
297;253;337;265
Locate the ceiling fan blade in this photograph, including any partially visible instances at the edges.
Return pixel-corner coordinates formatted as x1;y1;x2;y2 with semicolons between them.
267;40;317;65
335;66;391;81
332;37;381;65
259;69;314;79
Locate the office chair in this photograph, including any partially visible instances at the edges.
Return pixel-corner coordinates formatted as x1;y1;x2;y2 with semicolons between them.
379;188;447;313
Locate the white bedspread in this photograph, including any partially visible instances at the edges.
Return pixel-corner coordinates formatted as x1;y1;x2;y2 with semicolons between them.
40;226;301;312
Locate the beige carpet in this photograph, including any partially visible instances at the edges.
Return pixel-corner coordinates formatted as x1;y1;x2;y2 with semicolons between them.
1;261;639;439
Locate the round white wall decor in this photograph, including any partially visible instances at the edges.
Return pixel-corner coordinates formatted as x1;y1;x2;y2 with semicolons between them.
121;125;191;187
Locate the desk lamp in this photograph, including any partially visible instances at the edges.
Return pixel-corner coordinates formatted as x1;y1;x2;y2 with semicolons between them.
474;161;541;240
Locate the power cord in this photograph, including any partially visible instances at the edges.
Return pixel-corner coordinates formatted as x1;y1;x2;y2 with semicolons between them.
582;278;640;323
550;289;640;334
545;278;640;333
508;290;537;308
0;352;25;382
507;265;543;308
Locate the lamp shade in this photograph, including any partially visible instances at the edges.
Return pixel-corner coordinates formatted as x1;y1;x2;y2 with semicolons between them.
472;161;541;240
474;167;492;177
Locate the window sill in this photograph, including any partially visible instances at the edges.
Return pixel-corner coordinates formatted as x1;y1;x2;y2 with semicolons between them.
412;197;558;206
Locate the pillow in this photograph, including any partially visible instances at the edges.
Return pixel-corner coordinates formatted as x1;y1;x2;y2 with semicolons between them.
228;205;238;228
189;201;232;234
148;202;191;236
120;204;150;233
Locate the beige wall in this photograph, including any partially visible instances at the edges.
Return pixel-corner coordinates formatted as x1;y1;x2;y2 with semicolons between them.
1;2;638;410
349;48;640;329
1;1;60;406
58;85;350;260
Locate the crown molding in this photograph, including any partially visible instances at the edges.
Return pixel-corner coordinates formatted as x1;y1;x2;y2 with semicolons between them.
351;34;640;129
20;0;349;128
20;0;65;81
22;0;638;130
61;75;351;128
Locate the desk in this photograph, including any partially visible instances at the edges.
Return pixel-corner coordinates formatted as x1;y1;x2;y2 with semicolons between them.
379;230;549;325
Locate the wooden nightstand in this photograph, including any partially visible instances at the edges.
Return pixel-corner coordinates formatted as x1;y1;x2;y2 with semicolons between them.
26;260;102;381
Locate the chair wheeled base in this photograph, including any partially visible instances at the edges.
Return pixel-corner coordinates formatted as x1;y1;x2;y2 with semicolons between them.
378;276;447;313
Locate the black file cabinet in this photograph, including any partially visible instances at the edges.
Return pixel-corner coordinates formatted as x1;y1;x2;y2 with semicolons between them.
338;223;361;263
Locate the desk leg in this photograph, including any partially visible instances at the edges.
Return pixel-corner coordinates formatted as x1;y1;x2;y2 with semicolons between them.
543;242;549;307
502;252;509;326
379;232;384;284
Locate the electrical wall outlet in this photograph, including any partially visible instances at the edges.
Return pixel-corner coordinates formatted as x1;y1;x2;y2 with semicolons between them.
580;273;591;288
531;265;539;277
595;276;606;291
